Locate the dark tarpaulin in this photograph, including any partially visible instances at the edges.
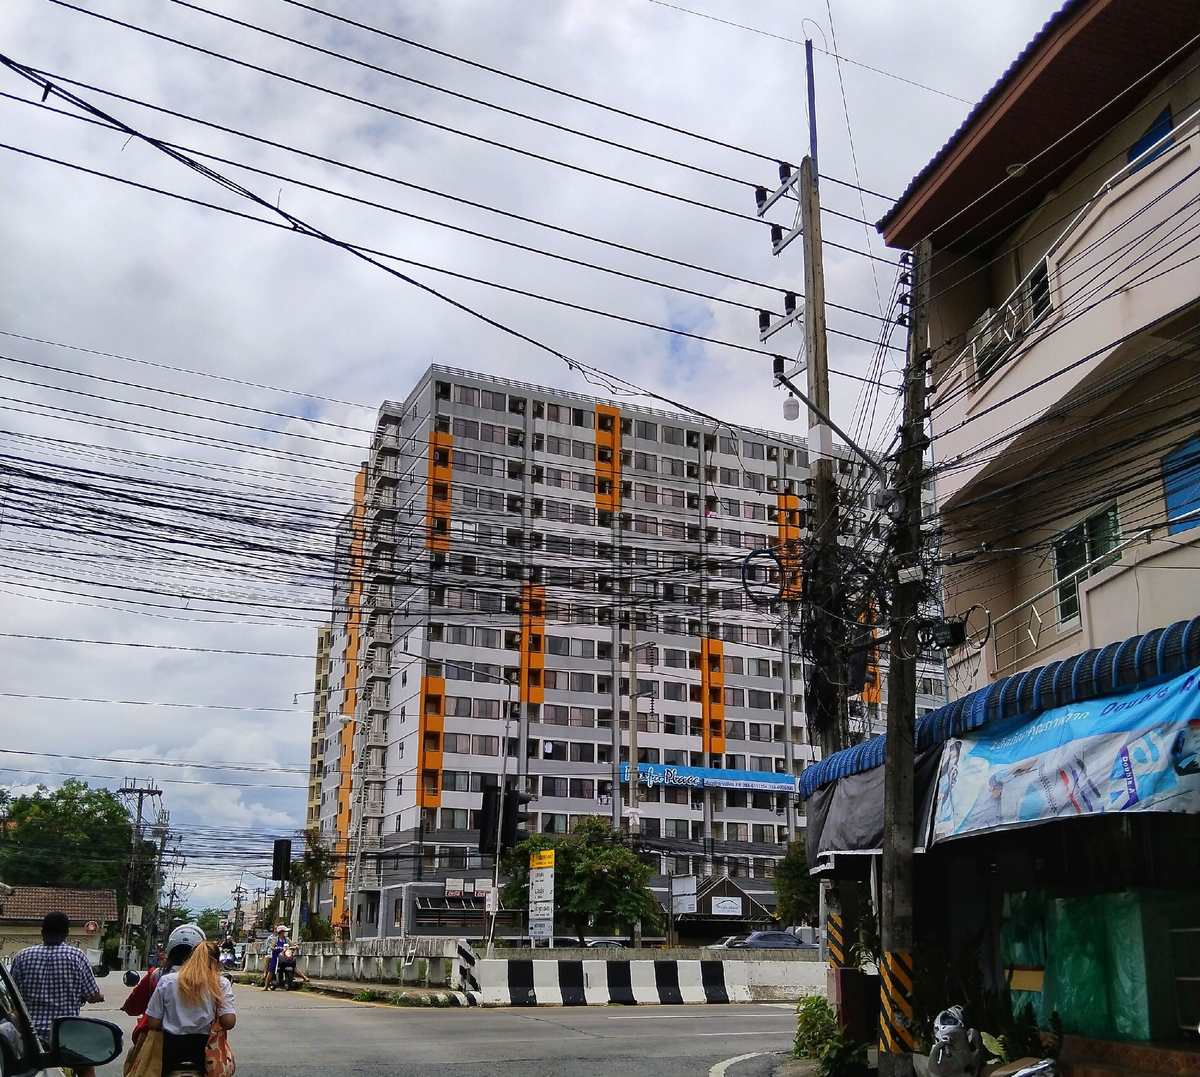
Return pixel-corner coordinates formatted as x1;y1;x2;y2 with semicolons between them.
806;746;944;868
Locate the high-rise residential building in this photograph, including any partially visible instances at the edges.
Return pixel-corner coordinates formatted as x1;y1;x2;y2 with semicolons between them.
310;366;945;937
306;623;332;832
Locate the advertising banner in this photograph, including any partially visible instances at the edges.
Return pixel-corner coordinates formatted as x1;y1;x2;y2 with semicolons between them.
932;668;1200;841
620;762;796;793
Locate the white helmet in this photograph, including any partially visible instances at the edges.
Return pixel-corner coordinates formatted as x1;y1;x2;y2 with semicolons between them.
167;924;206;953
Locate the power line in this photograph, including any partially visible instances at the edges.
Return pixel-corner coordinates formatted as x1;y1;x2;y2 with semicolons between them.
2;693;302;713
0;142;906;362
643;0;973;103
42;1;763;225
0;633;314;658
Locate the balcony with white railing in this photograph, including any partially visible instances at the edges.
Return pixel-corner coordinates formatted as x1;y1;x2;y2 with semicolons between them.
932;107;1200;509
946;513;1200;691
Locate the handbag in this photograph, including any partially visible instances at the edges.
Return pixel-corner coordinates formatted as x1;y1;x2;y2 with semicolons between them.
205;1017;236;1076
122;1029;163;1077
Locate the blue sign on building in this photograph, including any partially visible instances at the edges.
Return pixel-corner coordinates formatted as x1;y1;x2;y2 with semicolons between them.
620;762;796;794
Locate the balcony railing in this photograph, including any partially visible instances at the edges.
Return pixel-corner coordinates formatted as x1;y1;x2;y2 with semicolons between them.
990;528;1151;675
947;103;1200;393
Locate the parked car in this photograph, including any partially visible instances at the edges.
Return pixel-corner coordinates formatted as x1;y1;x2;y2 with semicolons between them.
585;939;627;948
729;931;817;949
710;936;747;948
0;960;123;1076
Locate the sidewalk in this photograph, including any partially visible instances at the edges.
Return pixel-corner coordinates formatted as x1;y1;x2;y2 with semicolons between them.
228;971;474;1007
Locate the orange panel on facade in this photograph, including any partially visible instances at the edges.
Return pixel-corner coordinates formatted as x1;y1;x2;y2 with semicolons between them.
520;582;546;705
701;637;725;757
594;405;621;514
331;465;367;930
417;675;445;808
776;493;802;601
425;431;453;552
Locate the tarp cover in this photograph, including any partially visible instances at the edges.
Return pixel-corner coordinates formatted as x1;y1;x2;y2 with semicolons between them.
806;747;943;866
931;667;1200;841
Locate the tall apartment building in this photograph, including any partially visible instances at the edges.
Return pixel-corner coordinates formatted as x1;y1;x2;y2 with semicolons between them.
306;624;332;831
311;366;945;937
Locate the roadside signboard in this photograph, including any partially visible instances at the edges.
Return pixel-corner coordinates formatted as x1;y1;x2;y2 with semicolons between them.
530;849;555;870
529;900;554;919
528;919;553;939
529;867;555;904
125;905;142;926
671;875;698;916
444;878;464;898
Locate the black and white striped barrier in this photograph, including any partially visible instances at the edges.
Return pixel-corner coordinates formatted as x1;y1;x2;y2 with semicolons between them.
477;959;755;1006
455;940;482;1005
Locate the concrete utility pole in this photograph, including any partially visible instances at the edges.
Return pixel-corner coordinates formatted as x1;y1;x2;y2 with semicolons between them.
626;614;640;835
799;153;846;759
878;237;933;1076
118;780;162;967
609;519;623;829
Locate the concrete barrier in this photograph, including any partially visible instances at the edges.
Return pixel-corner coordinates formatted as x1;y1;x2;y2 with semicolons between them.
246;937;457;987
474;954;824;1006
247;939;824;1004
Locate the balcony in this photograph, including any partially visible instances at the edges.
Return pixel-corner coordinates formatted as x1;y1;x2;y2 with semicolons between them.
932;107;1200;508
948;521;1200;691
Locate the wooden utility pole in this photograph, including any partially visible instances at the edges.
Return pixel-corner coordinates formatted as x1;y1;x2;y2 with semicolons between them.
799;154;846;759
878;237;932;1076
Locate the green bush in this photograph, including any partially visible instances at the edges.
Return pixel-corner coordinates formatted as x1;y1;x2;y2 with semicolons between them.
815;1030;869;1077
794;995;839;1059
353;988;376;1002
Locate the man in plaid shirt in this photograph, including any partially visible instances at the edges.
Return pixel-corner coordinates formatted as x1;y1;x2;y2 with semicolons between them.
11;911;105;1073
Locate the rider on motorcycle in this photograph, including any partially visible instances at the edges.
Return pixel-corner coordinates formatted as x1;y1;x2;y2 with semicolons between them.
122;924;206;1043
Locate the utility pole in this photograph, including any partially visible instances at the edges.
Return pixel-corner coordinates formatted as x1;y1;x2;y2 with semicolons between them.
609;517;623;830
118;779;162;968
626;613;640;835
878;237;932;1076
799;152;846;759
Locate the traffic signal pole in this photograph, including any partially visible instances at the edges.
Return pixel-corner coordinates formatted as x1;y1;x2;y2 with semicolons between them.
878;237;932;1076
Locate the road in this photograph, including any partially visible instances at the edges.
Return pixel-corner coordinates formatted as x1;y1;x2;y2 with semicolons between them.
89;985;797;1077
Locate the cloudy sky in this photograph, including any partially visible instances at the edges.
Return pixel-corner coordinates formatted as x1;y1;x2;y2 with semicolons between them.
1;0;1062;908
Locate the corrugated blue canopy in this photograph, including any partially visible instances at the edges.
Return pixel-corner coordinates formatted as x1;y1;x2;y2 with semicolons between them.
800;616;1200;799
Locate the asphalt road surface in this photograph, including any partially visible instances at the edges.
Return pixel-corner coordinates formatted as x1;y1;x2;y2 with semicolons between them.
89;985;797;1077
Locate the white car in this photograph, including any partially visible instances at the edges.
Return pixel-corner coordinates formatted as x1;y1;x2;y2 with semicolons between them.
0;962;122;1076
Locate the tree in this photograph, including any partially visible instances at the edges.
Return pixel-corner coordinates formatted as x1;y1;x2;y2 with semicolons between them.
289;832;336;928
195;908;226;939
501;816;662;943
0;780;157;904
773;839;820;925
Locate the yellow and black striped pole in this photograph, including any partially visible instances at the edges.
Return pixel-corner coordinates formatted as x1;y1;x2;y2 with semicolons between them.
826;911;848;969
879;951;917;1054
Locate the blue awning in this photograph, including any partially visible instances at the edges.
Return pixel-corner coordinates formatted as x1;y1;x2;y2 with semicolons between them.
800;616;1200;799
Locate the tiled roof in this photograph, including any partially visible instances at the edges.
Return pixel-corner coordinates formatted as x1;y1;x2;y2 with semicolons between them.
1;887;118;924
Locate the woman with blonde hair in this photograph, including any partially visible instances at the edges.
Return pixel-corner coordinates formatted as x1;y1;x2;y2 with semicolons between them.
145;939;237;1074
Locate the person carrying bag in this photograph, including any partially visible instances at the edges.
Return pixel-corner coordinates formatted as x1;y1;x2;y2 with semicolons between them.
144;940;237;1075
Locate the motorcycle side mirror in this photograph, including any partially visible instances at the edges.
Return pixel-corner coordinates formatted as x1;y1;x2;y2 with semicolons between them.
123;971;140;988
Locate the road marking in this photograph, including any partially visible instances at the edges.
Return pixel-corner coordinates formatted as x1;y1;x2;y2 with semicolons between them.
709;1051;768;1076
605;1013;793;1020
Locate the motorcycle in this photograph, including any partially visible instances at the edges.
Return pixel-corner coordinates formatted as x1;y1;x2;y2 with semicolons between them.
219;948;239;974
276;945;297;991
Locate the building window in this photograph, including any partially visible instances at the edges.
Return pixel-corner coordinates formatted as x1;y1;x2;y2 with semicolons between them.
1128;106;1173;171
1054;506;1120;622
719;436;738;455
635;420;657;441
441;808;469;829
1163;437;1200;534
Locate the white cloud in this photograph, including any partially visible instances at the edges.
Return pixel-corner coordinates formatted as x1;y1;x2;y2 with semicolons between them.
0;0;1060;860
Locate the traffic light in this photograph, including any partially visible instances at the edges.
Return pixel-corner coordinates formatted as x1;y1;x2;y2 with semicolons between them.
477;785;500;855
500;789;533;853
271;838;292;881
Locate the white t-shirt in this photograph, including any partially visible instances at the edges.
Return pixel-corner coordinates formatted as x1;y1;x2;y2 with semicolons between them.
146;972;236;1035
